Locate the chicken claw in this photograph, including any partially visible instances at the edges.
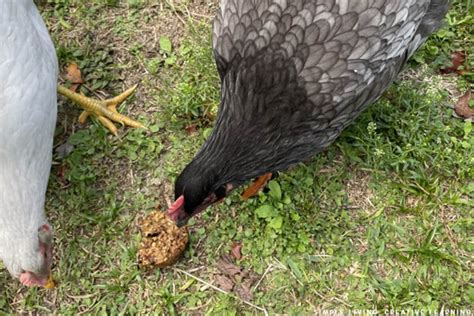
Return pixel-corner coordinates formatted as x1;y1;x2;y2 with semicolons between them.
57;85;145;136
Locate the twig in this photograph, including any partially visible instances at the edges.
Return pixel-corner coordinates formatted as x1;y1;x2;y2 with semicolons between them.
332;295;352;308
190;12;213;19
181;300;212;312
272;257;287;270
187;266;205;273
323;285;353;308
65;292;100;300
58;75;106;100
252;264;274;292
173;268;268;316
165;0;189;26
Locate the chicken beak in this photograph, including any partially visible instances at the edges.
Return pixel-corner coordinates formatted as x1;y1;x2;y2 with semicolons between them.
167;195;186;223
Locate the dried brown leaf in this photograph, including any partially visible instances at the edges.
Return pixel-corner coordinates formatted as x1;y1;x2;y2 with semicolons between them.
241;173;273;200
65;63;84;92
65;63;84;83
215;275;234;292
185;124;198;135
56;164;68;187
214;255;259;302
218;260;242;277
235;283;254;301
441;51;466;75
454;89;473;119
231;242;242;260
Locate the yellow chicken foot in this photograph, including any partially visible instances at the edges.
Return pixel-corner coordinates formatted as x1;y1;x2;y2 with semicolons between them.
57;85;145;136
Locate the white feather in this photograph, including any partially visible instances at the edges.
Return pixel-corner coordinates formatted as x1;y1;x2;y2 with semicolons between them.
0;0;58;278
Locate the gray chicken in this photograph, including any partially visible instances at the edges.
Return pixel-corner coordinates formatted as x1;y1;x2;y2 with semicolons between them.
167;0;450;225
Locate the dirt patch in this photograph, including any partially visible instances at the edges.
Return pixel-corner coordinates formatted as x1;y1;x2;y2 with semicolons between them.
345;172;375;214
399;66;462;107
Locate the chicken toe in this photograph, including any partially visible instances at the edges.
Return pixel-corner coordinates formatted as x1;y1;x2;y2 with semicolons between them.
57;85;145;136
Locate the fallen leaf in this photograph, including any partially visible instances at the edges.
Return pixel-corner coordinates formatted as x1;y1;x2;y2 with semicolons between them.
65;63;84;92
441;51;466;75
215;275;234;292
185;124;198;135
56;164;68;187
231;243;242;260
214;255;259;301
241;173;273;200
454;89;473;119
218;258;242;277
235;282;254;301
65;63;84;83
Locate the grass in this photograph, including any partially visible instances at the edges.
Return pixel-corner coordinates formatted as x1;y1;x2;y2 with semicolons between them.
1;0;473;313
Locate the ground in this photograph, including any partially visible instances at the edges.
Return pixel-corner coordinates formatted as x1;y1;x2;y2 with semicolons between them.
1;1;473;314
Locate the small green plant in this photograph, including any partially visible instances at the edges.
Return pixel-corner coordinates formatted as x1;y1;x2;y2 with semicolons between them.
146;37;177;74
159;36;177;66
161;24;220;125
412;0;473;84
1;2;471;314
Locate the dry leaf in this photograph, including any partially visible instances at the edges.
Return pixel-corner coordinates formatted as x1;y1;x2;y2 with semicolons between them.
65;63;84;83
441;51;466;75
215;275;234;292
231;242;242;260
185;124;198;135
218;259;242;277
235;282;253;301
65;63;84;92
214;255;258;302
454;89;473;119
241;173;273;200
56;164;68;187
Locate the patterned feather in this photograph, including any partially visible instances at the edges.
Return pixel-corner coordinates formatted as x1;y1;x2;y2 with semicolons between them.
176;0;448;209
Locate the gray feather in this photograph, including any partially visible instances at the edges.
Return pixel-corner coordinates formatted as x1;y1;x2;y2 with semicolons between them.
200;0;449;185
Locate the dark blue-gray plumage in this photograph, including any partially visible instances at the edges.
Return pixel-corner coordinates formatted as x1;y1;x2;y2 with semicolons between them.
167;0;449;225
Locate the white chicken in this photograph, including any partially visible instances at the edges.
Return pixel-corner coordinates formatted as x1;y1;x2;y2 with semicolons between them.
0;0;57;288
0;0;143;287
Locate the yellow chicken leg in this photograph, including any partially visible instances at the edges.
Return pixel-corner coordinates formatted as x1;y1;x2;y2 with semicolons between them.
57;85;145;136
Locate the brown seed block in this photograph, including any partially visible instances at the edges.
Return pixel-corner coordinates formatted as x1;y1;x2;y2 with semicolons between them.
138;211;189;268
